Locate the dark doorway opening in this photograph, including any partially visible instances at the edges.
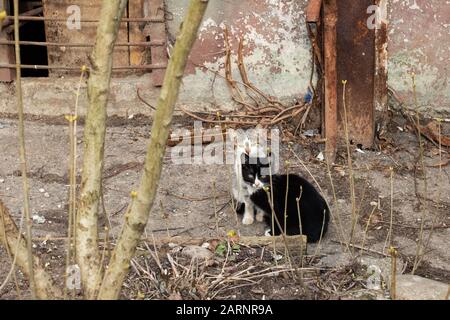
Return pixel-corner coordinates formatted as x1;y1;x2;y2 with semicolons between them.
10;0;48;77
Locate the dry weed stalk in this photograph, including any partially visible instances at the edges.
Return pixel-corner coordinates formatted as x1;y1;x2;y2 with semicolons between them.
389;246;397;300
324;152;348;248
64;67;86;299
13;0;36;298
383;167;394;254
411;73;429;274
341;80;358;248
212;180;220;236
360;205;377;256
414;118;446;271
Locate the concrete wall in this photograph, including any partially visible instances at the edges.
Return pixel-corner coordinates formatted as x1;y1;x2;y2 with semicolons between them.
0;0;448;118
388;0;450;117
165;0;312;111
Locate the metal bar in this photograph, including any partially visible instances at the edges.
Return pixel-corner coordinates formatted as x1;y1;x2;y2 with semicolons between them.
374;0;389;127
0;63;167;70
3;15;164;23
2;6;43;27
0;40;165;47
323;0;338;161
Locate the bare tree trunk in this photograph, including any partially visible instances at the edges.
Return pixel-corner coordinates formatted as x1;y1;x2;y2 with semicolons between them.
76;0;128;299
97;0;209;299
0;200;62;299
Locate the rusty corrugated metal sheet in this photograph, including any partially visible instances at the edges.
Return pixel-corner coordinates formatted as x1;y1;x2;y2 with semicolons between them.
336;0;375;148
306;0;322;23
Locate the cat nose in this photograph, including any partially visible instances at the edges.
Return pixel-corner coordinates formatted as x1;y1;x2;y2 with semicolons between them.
254;181;261;187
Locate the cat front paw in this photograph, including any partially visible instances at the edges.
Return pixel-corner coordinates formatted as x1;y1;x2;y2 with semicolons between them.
242;214;254;225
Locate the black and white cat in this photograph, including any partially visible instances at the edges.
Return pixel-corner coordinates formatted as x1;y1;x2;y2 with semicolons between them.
239;153;330;243
231;133;267;225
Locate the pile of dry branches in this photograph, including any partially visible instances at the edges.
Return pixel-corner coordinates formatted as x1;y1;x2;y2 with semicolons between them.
179;27;313;130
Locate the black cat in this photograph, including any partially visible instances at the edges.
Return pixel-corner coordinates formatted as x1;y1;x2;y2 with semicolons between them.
240;153;330;243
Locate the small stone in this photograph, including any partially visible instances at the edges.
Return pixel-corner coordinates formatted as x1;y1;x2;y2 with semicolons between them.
201;242;210;248
182;245;214;261
0;178;4;183
395;275;449;300
318;252;353;268
39;188;45;193
44;192;50;198
366;265;383;290
337;199;346;204
272;253;283;261
316;152;324;161
32;214;46;224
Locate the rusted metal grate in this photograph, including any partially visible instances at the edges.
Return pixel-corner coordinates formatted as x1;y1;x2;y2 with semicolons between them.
0;0;168;84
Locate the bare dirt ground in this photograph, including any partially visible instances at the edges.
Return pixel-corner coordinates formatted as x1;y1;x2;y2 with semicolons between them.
0;112;448;299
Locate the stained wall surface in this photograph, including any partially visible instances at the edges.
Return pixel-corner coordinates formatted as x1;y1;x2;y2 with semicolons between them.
0;0;448;117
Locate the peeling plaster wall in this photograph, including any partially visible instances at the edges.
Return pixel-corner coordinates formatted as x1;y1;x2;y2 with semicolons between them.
388;0;450;117
0;0;448;118
165;0;312;111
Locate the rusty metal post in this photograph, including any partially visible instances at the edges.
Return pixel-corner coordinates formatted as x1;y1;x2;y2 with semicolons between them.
336;0;375;148
374;0;388;126
323;0;338;161
306;0;322;22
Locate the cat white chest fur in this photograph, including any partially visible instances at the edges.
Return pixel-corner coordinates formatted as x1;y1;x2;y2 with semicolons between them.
231;134;266;225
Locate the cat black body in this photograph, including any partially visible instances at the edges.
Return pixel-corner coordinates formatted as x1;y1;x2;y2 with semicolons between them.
250;174;330;242
239;153;330;243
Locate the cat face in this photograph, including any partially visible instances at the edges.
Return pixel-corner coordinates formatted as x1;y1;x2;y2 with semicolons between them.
241;153;271;188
